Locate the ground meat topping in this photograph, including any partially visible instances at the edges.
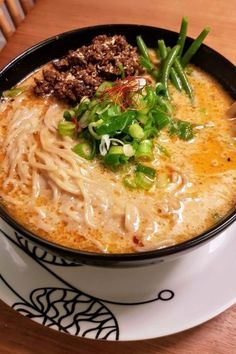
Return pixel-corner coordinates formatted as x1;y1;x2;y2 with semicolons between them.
34;35;143;103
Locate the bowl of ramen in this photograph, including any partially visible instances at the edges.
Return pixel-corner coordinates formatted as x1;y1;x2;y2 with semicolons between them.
0;18;236;267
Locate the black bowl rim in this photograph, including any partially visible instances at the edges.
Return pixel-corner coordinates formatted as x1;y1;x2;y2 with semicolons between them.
0;23;236;263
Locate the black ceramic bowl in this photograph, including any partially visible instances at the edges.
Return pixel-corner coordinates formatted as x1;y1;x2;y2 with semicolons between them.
0;24;236;267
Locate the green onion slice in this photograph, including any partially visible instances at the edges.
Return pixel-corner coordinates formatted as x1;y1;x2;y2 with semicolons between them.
73;141;95;160
58;121;77;138
169;119;194;140
123;175;138;189
129;123;145;139
3;86;26;98
150;109;171;130
135;172;155;190
103;147;129;166
136;164;156;178
63;110;73;121
157;144;170;157
95;81;113;96
135;140;153;161
95;111;136;136
88;120;104;139
123;144;135;157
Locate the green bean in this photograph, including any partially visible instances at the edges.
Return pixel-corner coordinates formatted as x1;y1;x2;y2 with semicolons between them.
158;40;182;91
181;27;210;67
161;45;180;99
136;35;150;61
155;82;166;95
137;36;159;79
170;68;182;91
140;55;158;79
140;55;154;71
158;40;167;59
177;16;188;57
151;69;159;80
173;58;193;100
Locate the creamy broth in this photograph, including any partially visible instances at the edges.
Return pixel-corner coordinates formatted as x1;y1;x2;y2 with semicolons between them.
0;65;235;253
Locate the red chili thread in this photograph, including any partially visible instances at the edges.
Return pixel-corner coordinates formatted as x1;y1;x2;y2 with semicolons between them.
72;116;81;132
100;76;144;110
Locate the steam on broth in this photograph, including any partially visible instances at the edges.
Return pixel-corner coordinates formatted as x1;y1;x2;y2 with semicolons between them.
0;25;235;254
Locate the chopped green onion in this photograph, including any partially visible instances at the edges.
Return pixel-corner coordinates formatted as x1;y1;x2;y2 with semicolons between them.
135;172;155;190
178;121;194;140
75;98;90;117
151;109;171;129
136;164;156;178
95;111;136;136
95;102;111;115
103;145;129;166
155;96;173;115
123;169;155;190
63;99;90;121
169;119;194;140
103;154;127;166
123;144;135;157
86;100;99;122
143;126;158;139
3;86;26;98
123;175;137;189
63;110;73;121
95;81;113;96
88;119;104;139
129;123;145;139
79;110;90;128
58;121;76;138
109;146;124;154
135;140;153;161
73;141;95;160
135;87;156;113
106;105;121;117
144;86;157;109
81;96;90;103
157;144;170;157
137;111;149;125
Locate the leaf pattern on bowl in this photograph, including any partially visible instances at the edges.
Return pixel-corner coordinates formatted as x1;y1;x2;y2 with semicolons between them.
13;287;119;339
